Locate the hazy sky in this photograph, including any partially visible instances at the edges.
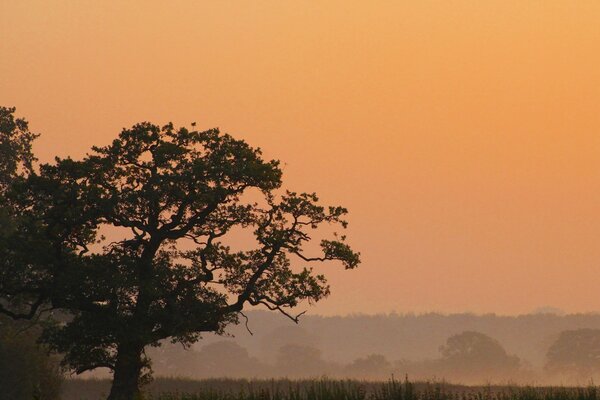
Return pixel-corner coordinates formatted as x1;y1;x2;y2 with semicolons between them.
1;1;600;316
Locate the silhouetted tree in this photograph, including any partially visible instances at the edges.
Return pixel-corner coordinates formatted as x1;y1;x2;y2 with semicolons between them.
545;329;600;379
0;108;360;400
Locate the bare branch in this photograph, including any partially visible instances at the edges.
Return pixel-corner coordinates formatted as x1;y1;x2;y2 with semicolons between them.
239;311;253;335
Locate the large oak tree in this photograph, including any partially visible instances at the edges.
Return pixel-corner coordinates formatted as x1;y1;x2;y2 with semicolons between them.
0;108;360;400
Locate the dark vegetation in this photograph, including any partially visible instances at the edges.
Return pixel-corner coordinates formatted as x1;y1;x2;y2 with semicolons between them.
0;315;62;400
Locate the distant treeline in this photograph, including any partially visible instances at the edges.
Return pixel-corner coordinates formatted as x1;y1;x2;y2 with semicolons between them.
198;311;600;366
7;310;600;395
132;311;600;384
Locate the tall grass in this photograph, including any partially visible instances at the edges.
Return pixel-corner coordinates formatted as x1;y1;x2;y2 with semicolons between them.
62;378;600;400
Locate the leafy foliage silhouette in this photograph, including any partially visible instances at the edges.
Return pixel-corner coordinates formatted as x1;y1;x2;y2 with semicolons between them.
0;108;360;400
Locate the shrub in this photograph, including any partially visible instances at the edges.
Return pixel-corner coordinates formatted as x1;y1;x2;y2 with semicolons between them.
0;316;63;400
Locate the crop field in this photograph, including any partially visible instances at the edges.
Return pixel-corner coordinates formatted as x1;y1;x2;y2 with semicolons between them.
61;378;600;400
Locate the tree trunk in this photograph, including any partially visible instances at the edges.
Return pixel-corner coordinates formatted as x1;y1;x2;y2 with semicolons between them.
107;343;144;400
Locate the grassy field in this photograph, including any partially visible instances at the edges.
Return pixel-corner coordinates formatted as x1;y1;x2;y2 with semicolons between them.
62;378;600;400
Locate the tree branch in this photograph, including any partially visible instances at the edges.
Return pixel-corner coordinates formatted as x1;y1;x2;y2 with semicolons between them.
0;294;46;320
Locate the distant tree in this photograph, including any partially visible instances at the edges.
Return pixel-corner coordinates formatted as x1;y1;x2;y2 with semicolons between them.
145;341;202;378
202;341;266;378
0;316;62;400
260;325;319;362
345;354;392;379
545;329;600;378
149;340;263;378
438;331;520;381
0;109;360;400
275;344;333;378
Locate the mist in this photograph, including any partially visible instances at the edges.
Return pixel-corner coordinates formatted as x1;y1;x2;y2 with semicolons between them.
81;310;600;386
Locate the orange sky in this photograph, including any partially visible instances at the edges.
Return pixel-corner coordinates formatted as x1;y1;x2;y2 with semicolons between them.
1;1;600;316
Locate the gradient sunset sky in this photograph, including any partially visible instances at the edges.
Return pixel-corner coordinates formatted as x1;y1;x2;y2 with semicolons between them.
1;1;600;316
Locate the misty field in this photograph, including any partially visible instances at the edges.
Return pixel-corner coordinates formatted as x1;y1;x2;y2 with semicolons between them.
62;378;600;400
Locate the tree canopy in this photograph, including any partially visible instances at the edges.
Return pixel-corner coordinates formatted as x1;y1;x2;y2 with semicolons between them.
0;108;360;400
546;329;600;378
0;106;38;232
437;331;520;381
